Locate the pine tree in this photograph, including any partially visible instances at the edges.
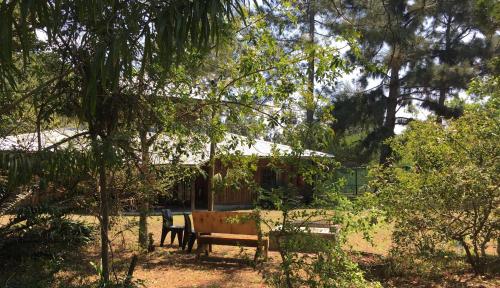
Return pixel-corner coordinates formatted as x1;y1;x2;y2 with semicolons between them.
404;0;498;124
328;0;498;164
261;0;347;150
327;0;429;164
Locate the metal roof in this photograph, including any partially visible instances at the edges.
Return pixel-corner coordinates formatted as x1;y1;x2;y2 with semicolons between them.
1;128;333;165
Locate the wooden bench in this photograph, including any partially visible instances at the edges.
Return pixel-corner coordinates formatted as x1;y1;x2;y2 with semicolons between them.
192;211;269;261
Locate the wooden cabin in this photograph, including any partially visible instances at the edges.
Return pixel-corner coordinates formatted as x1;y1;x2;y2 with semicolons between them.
156;134;332;209
1;128;333;210
164;158;312;209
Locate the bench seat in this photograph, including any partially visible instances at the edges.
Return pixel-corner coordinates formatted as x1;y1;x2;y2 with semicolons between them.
197;233;269;247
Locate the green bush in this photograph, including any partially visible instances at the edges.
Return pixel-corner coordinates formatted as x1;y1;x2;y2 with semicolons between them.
0;205;95;256
257;180;381;287
371;93;500;274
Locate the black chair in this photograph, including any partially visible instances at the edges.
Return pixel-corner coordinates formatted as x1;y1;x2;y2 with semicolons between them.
181;213;197;253
160;209;184;247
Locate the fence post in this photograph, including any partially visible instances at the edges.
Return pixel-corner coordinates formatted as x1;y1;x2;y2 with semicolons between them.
355;168;358;196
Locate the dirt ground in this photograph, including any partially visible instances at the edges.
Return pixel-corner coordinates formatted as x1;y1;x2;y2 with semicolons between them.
94;215;500;288
122;215;271;288
52;215;274;288
1;214;499;288
133;246;269;288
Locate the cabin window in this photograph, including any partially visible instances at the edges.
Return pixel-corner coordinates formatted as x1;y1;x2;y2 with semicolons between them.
261;167;282;190
176;180;194;201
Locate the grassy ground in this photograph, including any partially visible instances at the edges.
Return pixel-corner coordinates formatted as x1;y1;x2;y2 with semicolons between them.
0;213;499;288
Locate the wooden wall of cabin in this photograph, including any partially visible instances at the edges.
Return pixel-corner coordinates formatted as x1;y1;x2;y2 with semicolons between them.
212;158;255;205
163;158;312;207
213;158;310;206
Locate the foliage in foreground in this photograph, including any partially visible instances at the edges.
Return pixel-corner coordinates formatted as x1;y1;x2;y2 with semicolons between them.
259;204;381;288
371;89;499;274
253;140;381;287
0;209;95;288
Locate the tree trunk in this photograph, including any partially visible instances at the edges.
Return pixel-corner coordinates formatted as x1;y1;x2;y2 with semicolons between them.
91;130;111;283
207;105;218;211
138;201;149;250
305;0;316;149
123;254;138;287
460;239;480;275
34;111;42;206
280;210;293;288
138;130;150;249
436;17;451;125
436;87;447;124
36;111;42;151
98;145;110;283
379;47;401;165
207;139;216;211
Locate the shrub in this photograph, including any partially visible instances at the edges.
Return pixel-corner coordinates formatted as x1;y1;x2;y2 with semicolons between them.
257;172;382;287
0;204;94;255
371;95;500;273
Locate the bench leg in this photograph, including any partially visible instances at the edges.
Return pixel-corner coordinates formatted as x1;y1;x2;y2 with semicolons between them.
254;246;261;262
196;243;206;259
195;244;202;259
181;234;187;250
254;242;269;262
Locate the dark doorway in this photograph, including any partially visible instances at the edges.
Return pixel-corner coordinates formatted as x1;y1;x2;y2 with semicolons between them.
194;176;208;209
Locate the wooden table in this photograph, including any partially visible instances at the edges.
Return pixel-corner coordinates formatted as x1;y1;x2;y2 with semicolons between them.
268;222;340;251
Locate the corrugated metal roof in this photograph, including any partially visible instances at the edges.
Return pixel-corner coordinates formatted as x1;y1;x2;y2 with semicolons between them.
1;128;333;165
0;128;89;151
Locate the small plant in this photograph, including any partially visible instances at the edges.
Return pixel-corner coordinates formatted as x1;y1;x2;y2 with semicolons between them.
90;256;145;288
147;233;155;252
90;260;105;282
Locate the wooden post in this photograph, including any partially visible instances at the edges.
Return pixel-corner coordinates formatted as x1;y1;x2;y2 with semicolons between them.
207;139;216;211
190;181;196;211
355;168;358;196
207;104;218;211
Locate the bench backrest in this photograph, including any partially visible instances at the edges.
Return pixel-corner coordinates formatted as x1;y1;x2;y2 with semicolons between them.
192;211;259;235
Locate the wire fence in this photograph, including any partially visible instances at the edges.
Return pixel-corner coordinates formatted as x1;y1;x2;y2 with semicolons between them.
335;167;369;197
